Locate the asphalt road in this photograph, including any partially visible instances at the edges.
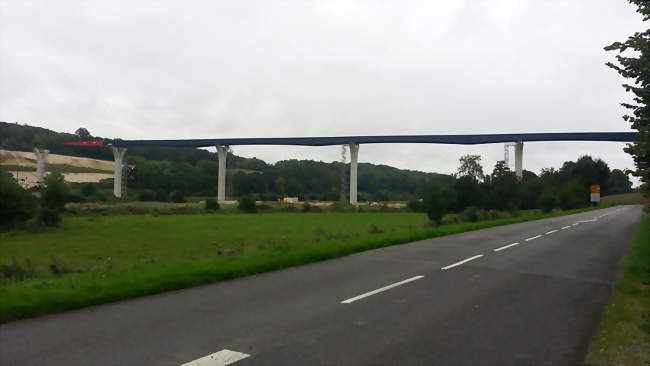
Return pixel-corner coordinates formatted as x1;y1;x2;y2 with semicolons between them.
0;205;643;366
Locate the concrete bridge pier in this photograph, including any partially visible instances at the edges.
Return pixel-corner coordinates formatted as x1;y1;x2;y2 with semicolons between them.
349;143;359;204
111;147;128;198
503;142;524;179
514;142;523;179
217;145;228;201
33;148;49;185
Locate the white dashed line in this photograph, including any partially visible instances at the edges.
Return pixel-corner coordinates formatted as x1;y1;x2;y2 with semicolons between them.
525;235;542;241
572;223;580;226
545;229;558;235
561;226;571;230
493;242;519;252
181;349;250;366
441;254;484;270
341;275;424;304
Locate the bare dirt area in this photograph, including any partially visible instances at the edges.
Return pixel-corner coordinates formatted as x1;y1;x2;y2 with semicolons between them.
0;149;113;171
2;149;114;187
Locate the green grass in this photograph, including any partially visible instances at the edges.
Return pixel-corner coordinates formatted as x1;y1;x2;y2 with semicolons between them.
585;207;650;366
0;208;595;322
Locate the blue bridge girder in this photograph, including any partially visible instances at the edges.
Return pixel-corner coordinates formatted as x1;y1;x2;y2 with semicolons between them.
110;132;637;148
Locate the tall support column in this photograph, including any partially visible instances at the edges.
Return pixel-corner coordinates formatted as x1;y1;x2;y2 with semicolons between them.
111;147;127;198
33;148;49;185
349;143;359;204
217;145;228;201
514;142;523;180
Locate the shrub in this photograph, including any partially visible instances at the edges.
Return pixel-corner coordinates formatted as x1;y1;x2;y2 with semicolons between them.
93;192;108;202
257;204;273;211
38;208;61;227
138;190;156;202
49;257;74;276
368;224;384;234
41;173;70;210
170;191;185;203
460;206;480;222
238;196;257;213
330;201;355;212
302;202;312;212
81;183;96;197
441;213;461;225
407;198;424;212
155;190;169;202
205;198;219;210
0;259;35;281
67;194;84;203
0;172;37;228
281;205;297;212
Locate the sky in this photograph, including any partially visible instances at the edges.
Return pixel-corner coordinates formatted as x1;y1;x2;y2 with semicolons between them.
0;0;644;181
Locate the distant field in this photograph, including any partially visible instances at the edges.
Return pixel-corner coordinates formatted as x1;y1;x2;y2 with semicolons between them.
0;163;112;174
601;193;648;206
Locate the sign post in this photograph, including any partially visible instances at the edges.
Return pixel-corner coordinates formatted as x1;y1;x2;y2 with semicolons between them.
590;185;601;204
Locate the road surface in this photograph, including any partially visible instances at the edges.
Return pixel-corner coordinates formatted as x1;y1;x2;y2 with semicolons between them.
0;205;643;366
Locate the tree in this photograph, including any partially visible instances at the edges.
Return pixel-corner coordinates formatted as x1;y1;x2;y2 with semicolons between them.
424;183;455;224
456;155;484;181
75;128;92;140
0;172;37;227
41;173;69;211
238;195;257;213
605;0;650;196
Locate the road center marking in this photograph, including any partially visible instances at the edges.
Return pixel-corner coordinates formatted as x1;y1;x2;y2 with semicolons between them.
561;226;571;230
494;242;519;252
441;254;484;270
525;235;542;241
545;229;558;235
572;223;580;226
341;275;424;304
578;219;598;223
181;349;250;366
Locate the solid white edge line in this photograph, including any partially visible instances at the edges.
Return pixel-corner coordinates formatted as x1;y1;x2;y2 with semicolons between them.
441;254;484;270
525;235;542;241
493;242;519;252
341;275;424;304
545;229;558;235
561;226;571;230
181;349;250;366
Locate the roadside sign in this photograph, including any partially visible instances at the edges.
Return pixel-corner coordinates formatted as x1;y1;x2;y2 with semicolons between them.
590;185;600;203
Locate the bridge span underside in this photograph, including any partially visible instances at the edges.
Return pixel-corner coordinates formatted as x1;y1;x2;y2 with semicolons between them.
107;132;637;202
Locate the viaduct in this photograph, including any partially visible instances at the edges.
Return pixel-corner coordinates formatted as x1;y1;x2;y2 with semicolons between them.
39;132;637;203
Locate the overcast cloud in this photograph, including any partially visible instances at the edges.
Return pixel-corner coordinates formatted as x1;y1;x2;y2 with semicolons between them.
0;0;644;181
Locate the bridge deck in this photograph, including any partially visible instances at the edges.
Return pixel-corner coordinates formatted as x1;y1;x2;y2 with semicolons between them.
110;132;637;148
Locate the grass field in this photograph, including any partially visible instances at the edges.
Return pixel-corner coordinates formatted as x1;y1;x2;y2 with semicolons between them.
0;208;597;322
585;207;650;366
600;192;648;206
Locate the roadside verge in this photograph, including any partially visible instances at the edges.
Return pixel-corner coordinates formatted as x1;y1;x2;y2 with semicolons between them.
585;207;650;366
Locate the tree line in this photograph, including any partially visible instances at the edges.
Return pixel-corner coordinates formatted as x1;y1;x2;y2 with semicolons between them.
420;154;632;223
